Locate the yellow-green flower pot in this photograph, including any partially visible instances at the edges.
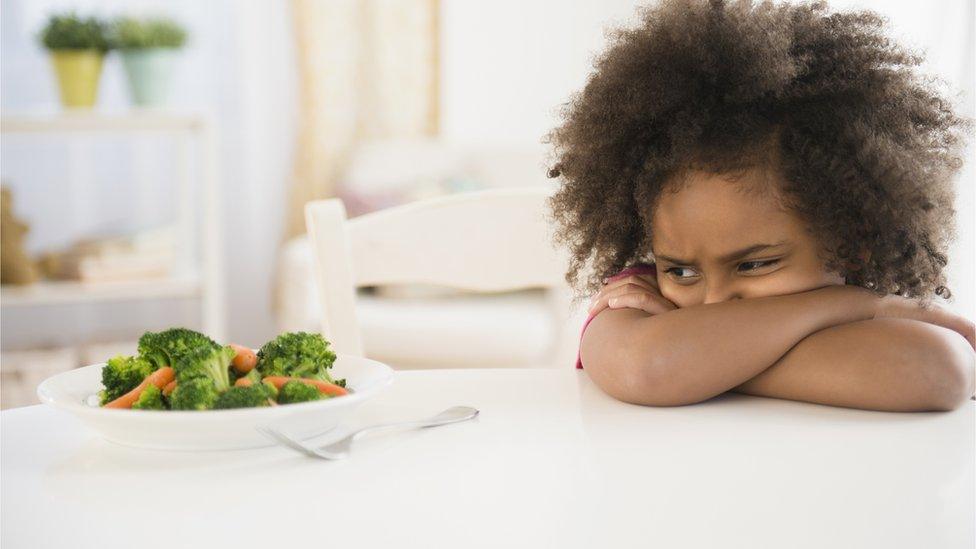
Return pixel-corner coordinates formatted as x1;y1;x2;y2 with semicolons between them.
49;50;104;108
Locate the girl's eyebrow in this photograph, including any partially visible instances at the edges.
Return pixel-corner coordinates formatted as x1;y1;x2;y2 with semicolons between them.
656;240;789;266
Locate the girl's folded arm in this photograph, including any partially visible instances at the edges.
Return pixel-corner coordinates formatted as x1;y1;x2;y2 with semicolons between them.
732;318;975;412
580;284;878;407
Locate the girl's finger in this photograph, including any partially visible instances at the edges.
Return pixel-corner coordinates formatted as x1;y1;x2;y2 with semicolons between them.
590;283;675;316
588;272;664;314
638;273;660;289
589;282;652;314
603;274;657;286
591;276;657;309
905;302;975;349
603;274;658;291
607;290;677;315
935;312;975;349
887;298;976;349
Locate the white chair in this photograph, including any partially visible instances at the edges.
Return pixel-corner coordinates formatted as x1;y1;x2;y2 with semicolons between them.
304;187;577;368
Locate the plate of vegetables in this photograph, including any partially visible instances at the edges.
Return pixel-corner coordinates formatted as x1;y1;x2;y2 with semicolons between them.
36;328;395;450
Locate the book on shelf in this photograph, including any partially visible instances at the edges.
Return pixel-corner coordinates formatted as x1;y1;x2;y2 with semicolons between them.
37;225;178;284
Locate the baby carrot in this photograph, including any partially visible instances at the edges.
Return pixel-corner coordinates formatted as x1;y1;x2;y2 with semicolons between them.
262;376;348;397
228;343;257;374
104;367;176;409
162;380;178;396
234;377;253;388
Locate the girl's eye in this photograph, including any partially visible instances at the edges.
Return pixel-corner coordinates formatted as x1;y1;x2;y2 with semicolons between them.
738;259;779;272
664;260;779;282
664;266;699;279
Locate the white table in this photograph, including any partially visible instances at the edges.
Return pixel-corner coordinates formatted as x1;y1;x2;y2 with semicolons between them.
2;369;973;549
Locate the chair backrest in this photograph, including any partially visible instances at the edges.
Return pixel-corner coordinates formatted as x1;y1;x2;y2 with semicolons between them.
304;187;570;357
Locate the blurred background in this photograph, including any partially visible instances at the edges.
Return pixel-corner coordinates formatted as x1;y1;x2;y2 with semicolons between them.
2;0;973;409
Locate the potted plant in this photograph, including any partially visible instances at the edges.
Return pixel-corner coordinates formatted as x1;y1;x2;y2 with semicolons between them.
114;17;188;107
39;13;111;108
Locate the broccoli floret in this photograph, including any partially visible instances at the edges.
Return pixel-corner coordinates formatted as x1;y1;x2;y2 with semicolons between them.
214;385;273;409
138;327;219;370
242;368;262;385
99;355;154;405
256;332;345;387
132;384;166;410
262;379;279;400
277;380;325;405
172;344;235;392
169;377;218;411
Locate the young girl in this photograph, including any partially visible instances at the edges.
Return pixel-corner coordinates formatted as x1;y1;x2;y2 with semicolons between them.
546;0;975;411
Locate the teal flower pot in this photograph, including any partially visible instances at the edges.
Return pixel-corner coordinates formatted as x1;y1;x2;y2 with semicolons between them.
120;48;179;107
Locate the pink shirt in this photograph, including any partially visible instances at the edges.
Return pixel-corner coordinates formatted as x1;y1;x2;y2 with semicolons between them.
575;263;657;369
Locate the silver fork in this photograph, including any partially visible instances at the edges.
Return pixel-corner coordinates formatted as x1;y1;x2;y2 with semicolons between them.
258;406;479;460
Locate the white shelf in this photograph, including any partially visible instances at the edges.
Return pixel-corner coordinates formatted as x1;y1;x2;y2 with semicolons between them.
1;277;201;307
1;111;206;133
1;109;225;340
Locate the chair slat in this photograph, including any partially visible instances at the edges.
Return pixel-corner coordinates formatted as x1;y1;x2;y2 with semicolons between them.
305;187;570;360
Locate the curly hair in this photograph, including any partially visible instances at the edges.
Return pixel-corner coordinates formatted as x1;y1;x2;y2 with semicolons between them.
546;0;970;301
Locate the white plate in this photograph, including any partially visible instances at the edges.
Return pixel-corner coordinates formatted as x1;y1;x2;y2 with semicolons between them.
36;353;395;451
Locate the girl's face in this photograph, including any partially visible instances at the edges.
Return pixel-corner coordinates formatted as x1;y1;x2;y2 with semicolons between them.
651;168;844;308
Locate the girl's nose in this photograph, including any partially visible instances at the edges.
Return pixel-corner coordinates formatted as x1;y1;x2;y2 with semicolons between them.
702;282;741;305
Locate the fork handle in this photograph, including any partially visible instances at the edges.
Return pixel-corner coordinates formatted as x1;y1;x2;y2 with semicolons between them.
348;406;479;441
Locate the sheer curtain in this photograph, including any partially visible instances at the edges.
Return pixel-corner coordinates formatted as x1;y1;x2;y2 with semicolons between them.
285;0;440;239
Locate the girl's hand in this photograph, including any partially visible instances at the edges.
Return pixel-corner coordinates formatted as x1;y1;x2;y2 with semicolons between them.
874;294;976;349
587;273;678;317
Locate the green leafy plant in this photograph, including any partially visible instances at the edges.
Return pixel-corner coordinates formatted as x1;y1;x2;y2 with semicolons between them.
39;13;111;51
113;17;187;49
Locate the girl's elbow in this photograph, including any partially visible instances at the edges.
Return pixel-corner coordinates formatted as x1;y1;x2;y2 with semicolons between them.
586;350;705;407
580;315;713;407
920;329;975;411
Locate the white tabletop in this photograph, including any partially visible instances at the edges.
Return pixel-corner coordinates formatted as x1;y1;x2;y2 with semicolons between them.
2;369;973;549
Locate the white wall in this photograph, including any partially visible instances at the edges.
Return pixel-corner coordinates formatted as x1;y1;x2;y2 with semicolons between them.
440;0;641;148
